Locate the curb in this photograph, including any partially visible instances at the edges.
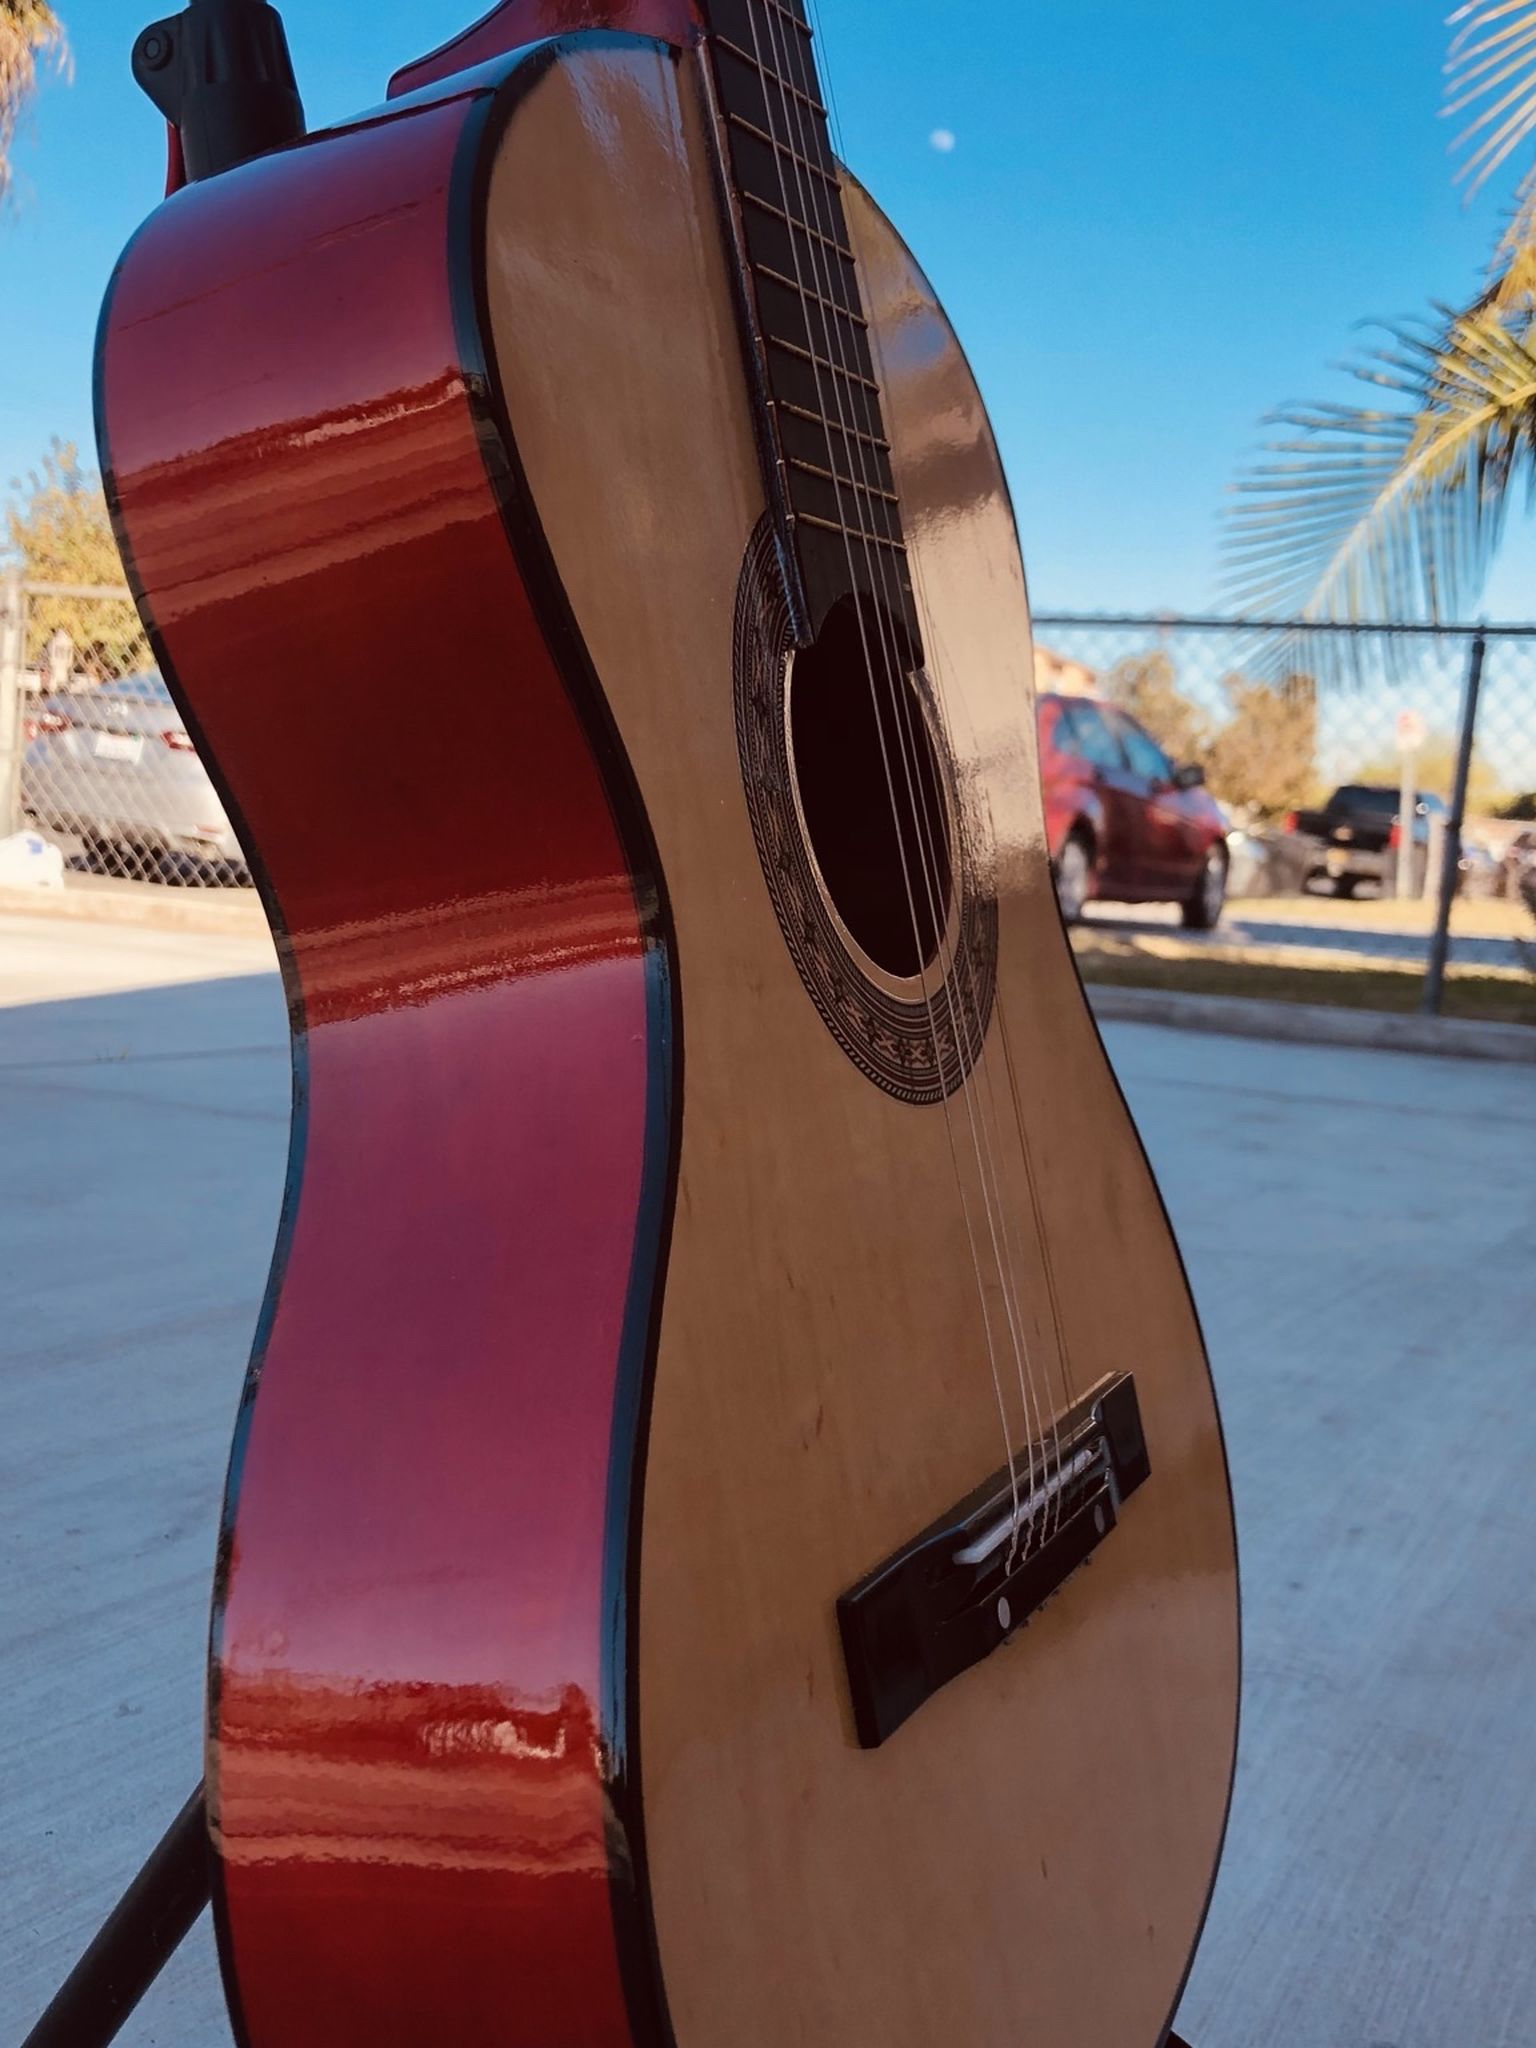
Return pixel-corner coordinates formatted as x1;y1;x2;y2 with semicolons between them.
1087;982;1536;1066
0;882;268;940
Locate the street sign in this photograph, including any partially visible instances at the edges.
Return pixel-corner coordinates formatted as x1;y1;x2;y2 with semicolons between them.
1396;708;1426;754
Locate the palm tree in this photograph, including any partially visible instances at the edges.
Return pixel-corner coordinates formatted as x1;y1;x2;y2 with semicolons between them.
1228;2;1536;624
1;2;67;201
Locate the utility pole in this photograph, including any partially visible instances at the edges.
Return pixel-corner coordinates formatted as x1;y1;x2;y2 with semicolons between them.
1394;708;1425;900
0;572;27;840
1422;634;1486;1015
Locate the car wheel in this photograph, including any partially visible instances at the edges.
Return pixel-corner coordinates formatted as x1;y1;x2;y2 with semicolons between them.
1054;833;1093;924
1181;845;1227;929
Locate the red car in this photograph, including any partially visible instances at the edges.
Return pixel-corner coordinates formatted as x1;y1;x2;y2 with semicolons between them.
1036;692;1230;927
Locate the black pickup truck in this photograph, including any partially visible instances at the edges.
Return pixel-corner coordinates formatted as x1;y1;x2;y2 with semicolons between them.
1287;783;1447;897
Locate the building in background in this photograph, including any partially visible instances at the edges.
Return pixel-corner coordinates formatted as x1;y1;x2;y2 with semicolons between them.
1033;644;1096;697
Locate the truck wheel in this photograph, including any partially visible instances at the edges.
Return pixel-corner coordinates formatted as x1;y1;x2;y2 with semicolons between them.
1182;845;1227;929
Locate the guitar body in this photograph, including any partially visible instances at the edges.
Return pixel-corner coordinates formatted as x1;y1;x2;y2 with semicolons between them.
97;11;1237;2048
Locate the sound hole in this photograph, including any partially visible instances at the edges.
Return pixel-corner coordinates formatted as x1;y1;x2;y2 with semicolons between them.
788;597;953;980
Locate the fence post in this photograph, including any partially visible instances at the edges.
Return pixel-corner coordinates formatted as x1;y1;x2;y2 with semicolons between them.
1421;631;1486;1017
1396;743;1418;900
0;571;27;840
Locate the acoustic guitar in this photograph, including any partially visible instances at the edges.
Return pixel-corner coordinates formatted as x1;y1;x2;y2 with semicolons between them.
96;2;1239;2043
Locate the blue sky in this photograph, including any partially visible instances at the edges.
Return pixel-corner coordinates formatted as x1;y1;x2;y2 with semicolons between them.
3;0;1533;617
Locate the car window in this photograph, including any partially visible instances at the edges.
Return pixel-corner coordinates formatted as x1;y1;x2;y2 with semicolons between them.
1045;700;1081;757
1057;701;1126;773
1334;786;1399;814
1107;712;1173;784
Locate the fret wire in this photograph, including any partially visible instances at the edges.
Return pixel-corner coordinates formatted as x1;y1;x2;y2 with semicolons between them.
724;111;841;193
761;0;814;40
742;188;855;265
795;509;908;554
713;35;830;122
786;454;900;506
754;259;868;331
770;334;881;396
708;3;912;573
777;398;890;454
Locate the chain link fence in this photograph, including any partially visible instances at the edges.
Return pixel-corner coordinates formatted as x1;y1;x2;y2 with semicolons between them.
1032;611;1536;1007
0;575;249;890
1032;613;1536;835
2;581;1533;1004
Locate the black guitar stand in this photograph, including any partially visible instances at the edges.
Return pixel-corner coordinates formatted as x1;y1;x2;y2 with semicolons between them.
21;1786;210;2048
21;1778;1199;2048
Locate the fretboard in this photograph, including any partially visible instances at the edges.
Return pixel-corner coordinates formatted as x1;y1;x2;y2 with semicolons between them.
701;0;914;644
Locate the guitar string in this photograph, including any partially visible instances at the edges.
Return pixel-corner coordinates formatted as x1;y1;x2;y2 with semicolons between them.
823;312;1081;1516
763;0;1063;1551
757;0;1060;1548
735;0;1033;1538
803;0;1077;1548
752;0;1064;1561
875;583;1076;1546
840;284;1080;1547
882;582;1080;1542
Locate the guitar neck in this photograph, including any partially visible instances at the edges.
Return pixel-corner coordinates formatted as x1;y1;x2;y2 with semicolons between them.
700;0;917;646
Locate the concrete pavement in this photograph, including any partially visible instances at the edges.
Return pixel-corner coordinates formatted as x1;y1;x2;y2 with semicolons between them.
3;923;1533;2046
1;929;287;2048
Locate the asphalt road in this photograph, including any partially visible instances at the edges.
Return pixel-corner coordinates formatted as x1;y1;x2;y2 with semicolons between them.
3;918;1533;2047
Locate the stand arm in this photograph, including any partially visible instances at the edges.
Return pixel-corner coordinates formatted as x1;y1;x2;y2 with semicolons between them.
21;1784;212;2048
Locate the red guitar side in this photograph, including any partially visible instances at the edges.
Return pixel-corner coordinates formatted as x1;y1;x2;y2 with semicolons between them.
103;8;698;2043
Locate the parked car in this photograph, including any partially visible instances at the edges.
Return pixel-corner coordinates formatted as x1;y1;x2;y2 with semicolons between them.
1456;837;1503;900
1505;829;1536;922
1285;783;1447;897
21;671;245;877
1037;693;1230;926
1218;811;1313;899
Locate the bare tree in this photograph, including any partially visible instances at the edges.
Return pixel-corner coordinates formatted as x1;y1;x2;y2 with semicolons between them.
7;439;147;676
1;3;68;201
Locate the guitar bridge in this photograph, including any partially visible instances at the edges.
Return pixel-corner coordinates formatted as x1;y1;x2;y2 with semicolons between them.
836;1373;1150;1748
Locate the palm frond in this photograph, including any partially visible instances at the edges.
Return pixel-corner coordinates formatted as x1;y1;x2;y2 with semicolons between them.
1481;169;1536;306
1445;1;1536;198
1225;304;1536;635
0;3;68;201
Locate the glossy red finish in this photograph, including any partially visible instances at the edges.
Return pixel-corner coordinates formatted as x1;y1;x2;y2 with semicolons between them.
1037;691;1228;905
100;59;664;2048
388;0;700;99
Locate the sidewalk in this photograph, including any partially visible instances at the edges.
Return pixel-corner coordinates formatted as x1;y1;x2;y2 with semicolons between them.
3;927;1534;2048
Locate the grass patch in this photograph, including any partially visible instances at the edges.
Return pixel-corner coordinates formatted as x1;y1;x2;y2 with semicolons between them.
1072;935;1536;1027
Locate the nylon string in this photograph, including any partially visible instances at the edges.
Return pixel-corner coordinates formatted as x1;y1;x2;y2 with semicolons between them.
797;0;1078;1548
745;0;1057;1552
